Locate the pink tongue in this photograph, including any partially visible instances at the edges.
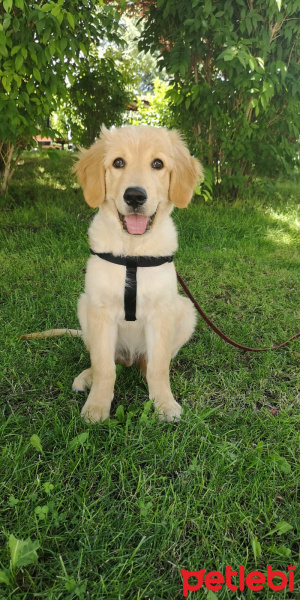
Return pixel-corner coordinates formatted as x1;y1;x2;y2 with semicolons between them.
124;214;148;234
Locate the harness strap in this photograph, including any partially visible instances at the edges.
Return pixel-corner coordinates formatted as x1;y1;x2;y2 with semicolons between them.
125;265;137;321
90;250;174;321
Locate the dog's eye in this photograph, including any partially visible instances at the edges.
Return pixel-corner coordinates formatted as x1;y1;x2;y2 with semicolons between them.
113;157;125;169
152;159;164;170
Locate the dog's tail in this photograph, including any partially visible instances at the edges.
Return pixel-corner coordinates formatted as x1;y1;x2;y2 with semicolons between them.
21;329;82;340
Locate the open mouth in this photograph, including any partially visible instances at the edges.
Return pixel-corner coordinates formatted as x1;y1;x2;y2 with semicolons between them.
118;211;156;235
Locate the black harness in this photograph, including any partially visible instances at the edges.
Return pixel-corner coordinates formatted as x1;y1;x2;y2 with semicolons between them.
90;249;174;321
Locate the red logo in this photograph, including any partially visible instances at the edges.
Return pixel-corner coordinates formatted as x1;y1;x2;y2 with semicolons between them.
181;565;295;596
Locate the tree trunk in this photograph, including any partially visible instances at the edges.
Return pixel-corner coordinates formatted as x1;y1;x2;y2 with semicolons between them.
0;142;15;196
0;142;23;196
208;115;213;166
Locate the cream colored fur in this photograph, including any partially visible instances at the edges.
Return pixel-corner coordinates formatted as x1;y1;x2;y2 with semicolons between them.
73;125;203;423
23;125;203;422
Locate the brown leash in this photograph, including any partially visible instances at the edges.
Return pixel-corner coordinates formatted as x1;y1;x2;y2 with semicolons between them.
176;271;300;352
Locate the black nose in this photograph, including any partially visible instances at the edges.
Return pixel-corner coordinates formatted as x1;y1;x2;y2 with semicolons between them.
123;187;147;209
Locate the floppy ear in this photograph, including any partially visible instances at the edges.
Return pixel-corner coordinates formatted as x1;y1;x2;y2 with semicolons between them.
169;131;204;208
74;136;106;207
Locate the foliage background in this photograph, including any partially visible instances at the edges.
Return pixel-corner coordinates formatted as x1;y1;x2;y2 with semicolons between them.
137;0;300;196
1;0;299;197
0;0;121;192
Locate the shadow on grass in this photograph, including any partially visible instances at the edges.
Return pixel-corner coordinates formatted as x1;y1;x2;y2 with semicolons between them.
1;152;79;210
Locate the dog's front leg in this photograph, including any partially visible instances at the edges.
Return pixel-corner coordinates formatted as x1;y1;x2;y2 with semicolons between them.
81;305;117;423
145;312;182;422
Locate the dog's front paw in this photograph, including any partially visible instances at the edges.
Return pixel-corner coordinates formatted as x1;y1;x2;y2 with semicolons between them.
154;398;182;422
81;399;110;423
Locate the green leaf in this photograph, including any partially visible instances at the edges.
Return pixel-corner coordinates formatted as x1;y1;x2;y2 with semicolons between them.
33;68;41;83
217;49;234;62
65;578;77;592
26;81;35;95
238;54;246;69
265;521;293;537
34;505;49;520
184;19;195;26
15;54;23;72
0;44;8;57
56;10;64;25
3;15;12;31
260;94;267;110
42;26;51;44
249;56;256;71
68;432;89;450
43;482;54;495
11;45;21;56
9;534;39;569
116;404;125;422
13;17;20;32
30;434;43;453
138;499;153;517
276;60;287;80
276;544;291;558
49;41;56;57
207;591;218;600
251;536;262;562
67;12;75;29
51;5;61;17
0;570;10;586
271;454;291;474
79;41;87;56
29;49;37;64
3;0;13;13
2;76;11;93
257;56;264;69
8;495;19;507
41;3;54;12
245;16;252;35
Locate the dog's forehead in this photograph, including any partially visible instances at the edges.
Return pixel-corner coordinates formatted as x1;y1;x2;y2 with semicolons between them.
103;126;172;161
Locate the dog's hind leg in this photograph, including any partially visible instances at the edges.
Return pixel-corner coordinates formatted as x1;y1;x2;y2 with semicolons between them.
72;294;93;392
136;354;147;379
77;293;90;351
72;367;93;392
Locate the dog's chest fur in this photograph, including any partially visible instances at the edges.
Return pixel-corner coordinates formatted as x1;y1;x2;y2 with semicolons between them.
85;209;179;322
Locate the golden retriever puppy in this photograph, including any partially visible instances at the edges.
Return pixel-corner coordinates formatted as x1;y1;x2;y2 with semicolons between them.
73;125;203;422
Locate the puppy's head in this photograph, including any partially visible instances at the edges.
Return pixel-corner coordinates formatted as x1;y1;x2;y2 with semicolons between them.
75;125;203;235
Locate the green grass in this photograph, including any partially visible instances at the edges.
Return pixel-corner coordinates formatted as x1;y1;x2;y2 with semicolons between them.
0;152;299;599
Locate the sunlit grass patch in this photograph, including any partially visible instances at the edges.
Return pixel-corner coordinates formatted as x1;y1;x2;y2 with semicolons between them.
0;154;299;599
